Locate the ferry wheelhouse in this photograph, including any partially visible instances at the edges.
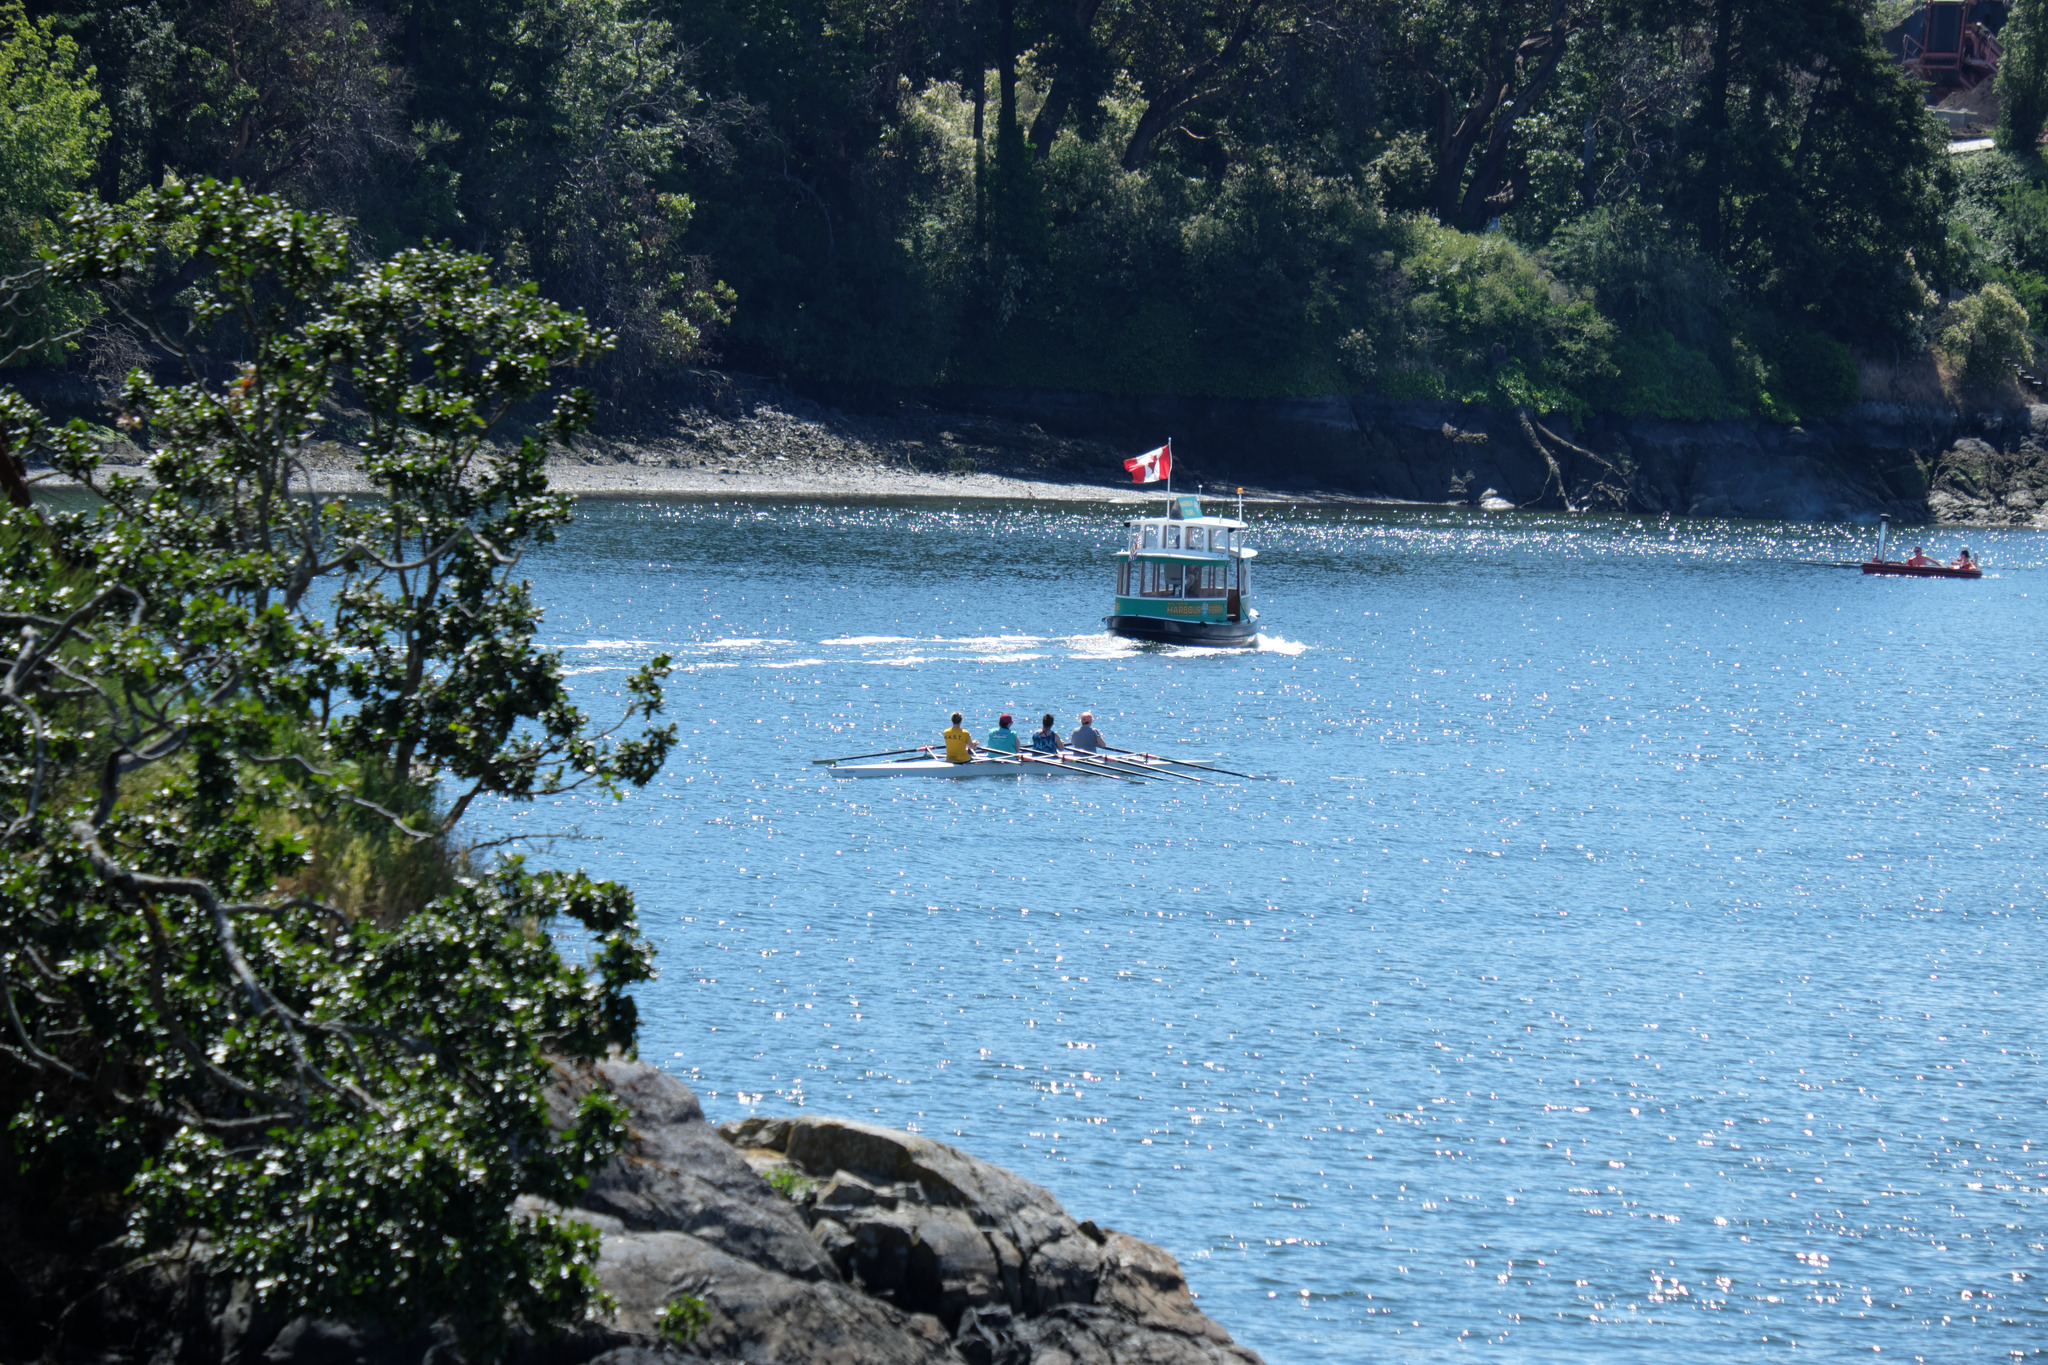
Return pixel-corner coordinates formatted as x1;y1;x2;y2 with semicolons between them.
1106;493;1259;647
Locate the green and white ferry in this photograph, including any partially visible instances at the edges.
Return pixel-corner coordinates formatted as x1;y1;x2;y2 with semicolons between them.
1106;493;1259;647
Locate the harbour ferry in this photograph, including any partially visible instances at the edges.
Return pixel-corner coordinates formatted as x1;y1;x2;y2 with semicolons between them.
1106;493;1259;647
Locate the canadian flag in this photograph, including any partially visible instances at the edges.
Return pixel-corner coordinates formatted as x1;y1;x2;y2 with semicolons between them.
1123;441;1172;484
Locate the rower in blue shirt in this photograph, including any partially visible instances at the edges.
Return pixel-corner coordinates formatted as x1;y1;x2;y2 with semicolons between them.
985;713;1020;754
1028;713;1062;755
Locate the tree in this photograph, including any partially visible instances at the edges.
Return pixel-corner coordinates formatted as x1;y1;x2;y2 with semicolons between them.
1378;0;1590;231
0;180;676;1349
0;1;106;365
524;0;739;377
1111;0;1272;169
1677;0;1950;340
1998;0;2048;153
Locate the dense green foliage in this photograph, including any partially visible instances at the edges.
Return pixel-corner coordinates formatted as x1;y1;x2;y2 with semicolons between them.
0;181;675;1347
6;0;2037;412
2000;0;2048;153
0;2;104;364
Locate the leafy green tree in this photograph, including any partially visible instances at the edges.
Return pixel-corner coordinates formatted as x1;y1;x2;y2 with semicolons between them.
0;180;675;1349
1376;0;1593;231
1999;0;2048;153
523;0;737;377
0;1;106;365
1938;280;2032;382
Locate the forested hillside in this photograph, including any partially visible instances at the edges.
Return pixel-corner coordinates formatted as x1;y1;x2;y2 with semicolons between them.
11;0;2048;420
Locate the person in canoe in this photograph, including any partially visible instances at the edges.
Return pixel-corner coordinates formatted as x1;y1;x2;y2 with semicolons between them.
943;712;974;763
1953;547;1977;570
1067;712;1105;752
985;713;1021;755
1905;546;1934;567
1029;714;1062;756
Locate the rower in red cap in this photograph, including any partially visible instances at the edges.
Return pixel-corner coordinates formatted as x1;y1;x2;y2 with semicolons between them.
985;712;1020;755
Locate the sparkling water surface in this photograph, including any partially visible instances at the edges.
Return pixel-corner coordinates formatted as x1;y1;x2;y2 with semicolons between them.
481;499;2048;1362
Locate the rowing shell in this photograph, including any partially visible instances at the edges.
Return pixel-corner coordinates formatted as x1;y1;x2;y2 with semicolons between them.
828;752;1176;778
1862;561;1981;579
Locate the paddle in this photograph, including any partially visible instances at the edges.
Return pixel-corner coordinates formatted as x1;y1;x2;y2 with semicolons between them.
812;746;929;765
974;744;1123;779
1070;748;1193;781
1101;743;1254;779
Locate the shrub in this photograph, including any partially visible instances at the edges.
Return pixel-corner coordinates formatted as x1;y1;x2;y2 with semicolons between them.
1383;219;1615;416
1938;282;2033;383
1600;330;1746;421
1766;330;1861;417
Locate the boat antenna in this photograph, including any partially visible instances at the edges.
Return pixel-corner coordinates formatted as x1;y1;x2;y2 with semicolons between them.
1876;512;1890;565
1237;486;1244;521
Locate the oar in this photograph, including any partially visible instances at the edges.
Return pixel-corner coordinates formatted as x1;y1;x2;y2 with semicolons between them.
1056;748;1170;781
974;744;1122;779
1068;748;1193;781
1102;743;1254;779
812;746;928;765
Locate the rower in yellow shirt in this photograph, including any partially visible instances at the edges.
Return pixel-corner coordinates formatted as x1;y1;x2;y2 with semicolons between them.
942;712;974;763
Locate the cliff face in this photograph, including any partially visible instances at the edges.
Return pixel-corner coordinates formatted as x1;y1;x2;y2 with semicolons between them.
4;1060;1261;1365
927;386;2048;525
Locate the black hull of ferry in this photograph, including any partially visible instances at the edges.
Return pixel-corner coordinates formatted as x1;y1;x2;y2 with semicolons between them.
1104;614;1259;648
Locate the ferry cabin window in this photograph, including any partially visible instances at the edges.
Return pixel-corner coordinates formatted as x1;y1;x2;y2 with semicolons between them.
1164;525;1180;549
1143;525;1159;549
1117;560;1130;595
1186;527;1205;551
1141;562;1182;597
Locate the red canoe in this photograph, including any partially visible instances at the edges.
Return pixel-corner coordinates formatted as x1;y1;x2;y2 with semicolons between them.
1862;561;1981;579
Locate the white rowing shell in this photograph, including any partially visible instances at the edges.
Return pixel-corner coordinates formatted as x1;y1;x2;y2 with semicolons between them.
830;756;1096;779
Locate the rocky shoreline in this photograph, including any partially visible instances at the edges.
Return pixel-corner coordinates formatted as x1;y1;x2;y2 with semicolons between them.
8;1059;1261;1365
19;366;2048;525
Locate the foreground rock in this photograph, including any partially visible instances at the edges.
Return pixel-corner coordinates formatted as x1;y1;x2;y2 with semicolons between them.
12;1058;1262;1364
563;1059;1261;1364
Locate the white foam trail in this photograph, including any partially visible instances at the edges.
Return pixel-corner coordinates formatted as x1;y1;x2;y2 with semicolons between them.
869;656;929;666
703;638;771;648
972;653;1045;663
1059;633;1142;659
1254;633;1308;655
944;635;1046;648
760;659;830;669
564;638;668;652
820;635;916;645
562;665;629;675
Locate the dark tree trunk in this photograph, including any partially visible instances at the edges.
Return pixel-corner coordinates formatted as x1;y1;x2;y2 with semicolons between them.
1701;0;1736;258
1452;18;1570;229
1121;3;1264;170
1029;0;1106;161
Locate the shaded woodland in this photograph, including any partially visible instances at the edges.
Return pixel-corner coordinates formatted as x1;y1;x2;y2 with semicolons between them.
10;0;2048;420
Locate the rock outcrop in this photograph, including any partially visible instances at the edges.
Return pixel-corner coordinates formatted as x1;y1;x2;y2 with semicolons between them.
1927;434;2048;528
715;1113;1259;1365
556;1058;1261;1365
3;1059;1262;1365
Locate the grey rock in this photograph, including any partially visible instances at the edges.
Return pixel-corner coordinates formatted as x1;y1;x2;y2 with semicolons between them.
718;1115;1263;1364
595;1229;958;1365
1928;435;2048;528
1013;1305;1263;1365
550;1058;837;1284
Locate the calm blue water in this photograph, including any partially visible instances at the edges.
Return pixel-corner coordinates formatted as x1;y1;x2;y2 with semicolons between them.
482;499;2048;1362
